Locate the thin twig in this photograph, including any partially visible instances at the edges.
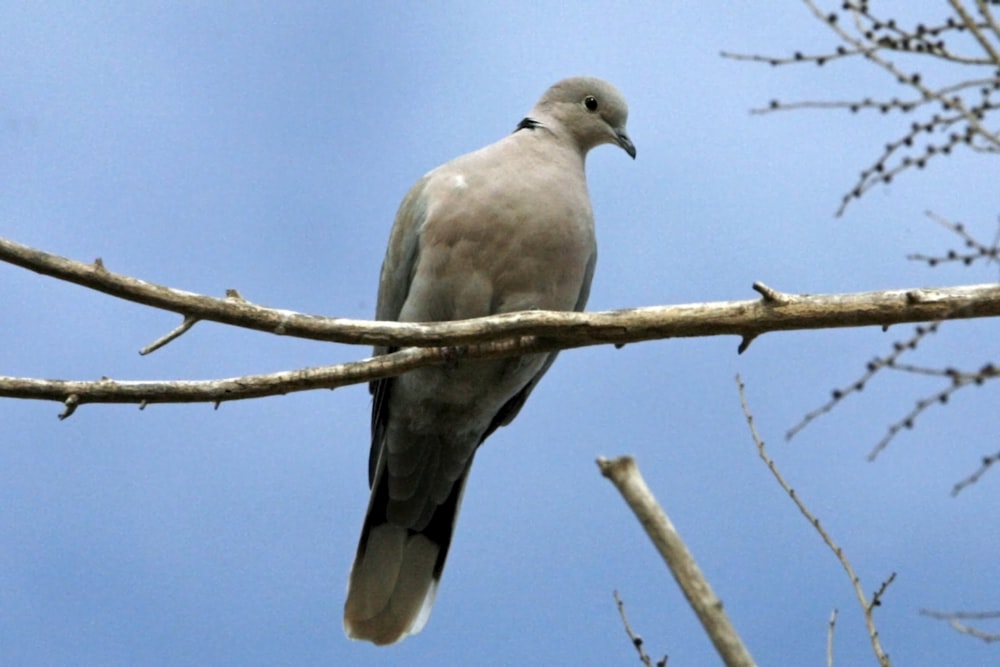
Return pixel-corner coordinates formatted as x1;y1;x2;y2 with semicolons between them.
827;608;838;667
786;324;941;441
907;211;1000;269
613;591;667;667
737;375;892;667
920;608;1000;642
722;0;1000;215
952;450;1000;496
139;316;200;355
867;368;985;461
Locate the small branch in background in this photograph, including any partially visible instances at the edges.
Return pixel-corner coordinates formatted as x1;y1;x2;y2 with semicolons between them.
907;211;1000;271
722;0;1000;216
613;591;668;667
827;609;838;667
786;323;942;440
737;375;893;667
788;210;999;491
787;313;999;491
597;456;756;667
920;608;1000;643
867;362;999;461
952;450;1000;496
870;573;897;611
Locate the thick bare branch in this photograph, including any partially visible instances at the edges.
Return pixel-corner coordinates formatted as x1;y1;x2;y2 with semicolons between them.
3;236;1000;414
597;456;756;667
4;237;1000;354
0;235;384;347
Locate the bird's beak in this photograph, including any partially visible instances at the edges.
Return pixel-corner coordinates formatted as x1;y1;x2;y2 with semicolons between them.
616;130;636;159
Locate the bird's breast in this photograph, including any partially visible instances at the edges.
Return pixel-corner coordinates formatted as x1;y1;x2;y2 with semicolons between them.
407;161;594;322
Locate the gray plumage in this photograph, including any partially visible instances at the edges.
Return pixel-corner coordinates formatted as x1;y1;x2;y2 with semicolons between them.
344;76;635;645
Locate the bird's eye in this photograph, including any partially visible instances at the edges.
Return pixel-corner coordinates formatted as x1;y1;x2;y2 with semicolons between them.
584;95;598;111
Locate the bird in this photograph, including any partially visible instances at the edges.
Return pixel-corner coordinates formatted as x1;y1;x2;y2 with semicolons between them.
343;76;635;645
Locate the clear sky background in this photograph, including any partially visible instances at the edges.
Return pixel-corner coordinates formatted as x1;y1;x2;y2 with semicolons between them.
2;2;998;665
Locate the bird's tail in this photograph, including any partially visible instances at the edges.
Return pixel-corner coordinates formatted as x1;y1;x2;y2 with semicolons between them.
343;466;470;645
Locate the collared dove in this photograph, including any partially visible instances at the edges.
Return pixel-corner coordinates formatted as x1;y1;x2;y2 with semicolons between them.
344;76;635;646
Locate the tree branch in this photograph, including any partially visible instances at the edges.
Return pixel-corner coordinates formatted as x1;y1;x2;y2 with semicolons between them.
3;235;1000;414
920;608;1000;643
597;456;756;667
613;591;667;667
722;0;1000;215
827;608;838;667
0;340;540;416
738;376;893;667
3;237;1000;353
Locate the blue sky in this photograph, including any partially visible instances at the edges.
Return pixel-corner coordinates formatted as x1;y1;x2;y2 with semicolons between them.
2;2;998;665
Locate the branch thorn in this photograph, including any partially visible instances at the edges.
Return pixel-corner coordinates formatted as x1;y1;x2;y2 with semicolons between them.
59;394;80;420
